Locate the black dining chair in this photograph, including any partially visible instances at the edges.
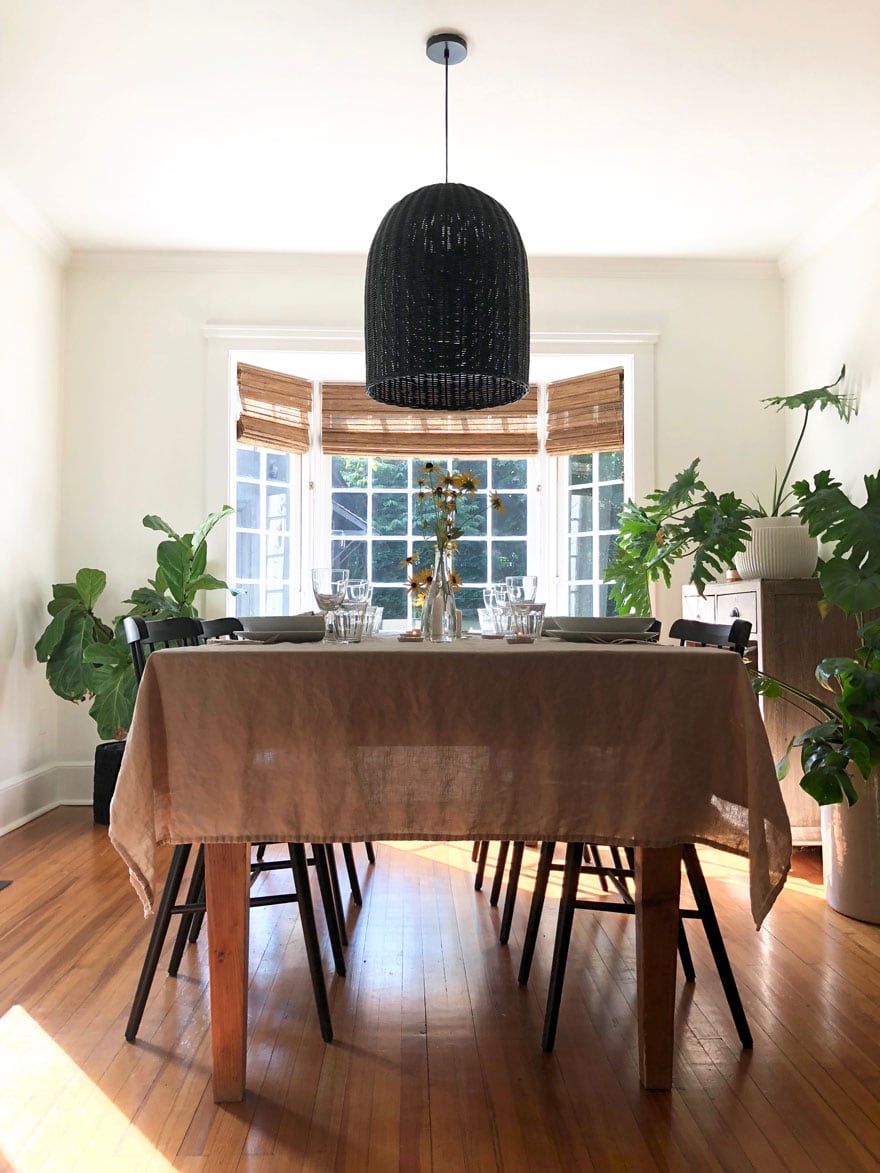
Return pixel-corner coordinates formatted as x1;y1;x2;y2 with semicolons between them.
519;617;755;1053
120;614;342;1044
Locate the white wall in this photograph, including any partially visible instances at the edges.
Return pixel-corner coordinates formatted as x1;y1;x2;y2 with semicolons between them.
784;197;880;488
0;196;67;831
54;252;784;769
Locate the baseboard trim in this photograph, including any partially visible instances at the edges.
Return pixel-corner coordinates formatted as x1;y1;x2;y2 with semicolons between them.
0;760;93;837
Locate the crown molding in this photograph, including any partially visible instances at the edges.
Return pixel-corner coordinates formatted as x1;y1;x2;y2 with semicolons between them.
0;172;70;265
68;249;368;275
780;163;880;276
68;248;778;281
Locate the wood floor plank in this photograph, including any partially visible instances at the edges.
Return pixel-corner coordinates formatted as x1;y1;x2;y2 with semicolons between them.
3;809;880;1172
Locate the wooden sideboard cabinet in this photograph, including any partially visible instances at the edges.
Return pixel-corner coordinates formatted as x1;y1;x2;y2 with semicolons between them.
681;578;859;845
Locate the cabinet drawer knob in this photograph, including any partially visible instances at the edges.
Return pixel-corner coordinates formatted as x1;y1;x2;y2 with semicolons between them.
730;607;740;617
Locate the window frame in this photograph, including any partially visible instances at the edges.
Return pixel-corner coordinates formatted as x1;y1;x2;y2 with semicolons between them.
205;329;657;618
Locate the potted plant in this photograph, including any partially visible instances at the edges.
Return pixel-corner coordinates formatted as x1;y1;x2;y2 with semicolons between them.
35;507;235;822
606;367;851;615
750;471;880;922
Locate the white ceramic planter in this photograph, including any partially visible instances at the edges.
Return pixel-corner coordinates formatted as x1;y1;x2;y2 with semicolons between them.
821;773;880;924
733;516;818;580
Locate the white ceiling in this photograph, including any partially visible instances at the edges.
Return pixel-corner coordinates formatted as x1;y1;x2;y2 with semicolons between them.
2;0;879;260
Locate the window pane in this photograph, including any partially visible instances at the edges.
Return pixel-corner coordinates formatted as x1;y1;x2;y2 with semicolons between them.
234;583;257;617
264;533;289;581
569;537;593;580
236;533;260;580
236;481;260;529
266;452;290;483
372;458;408;487
569;488;593;533
412;541;435;572
598;534;616;578
599;450;624;480
332;539;367;579
597;483;624;530
332;492;367;534
266;485;289;530
460;498;487;538
492;541;527;580
333;456;367;488
599;585;618;618
264;587;289;616
456;587;483;627
492;458;527;489
372;540;408;583
492;492;527;537
452;458;487;485
373;493;409;536
569;585;594;616
411;459;445;485
569;454;593;484
374;585;407;620
237;447;259;478
453;542;487;582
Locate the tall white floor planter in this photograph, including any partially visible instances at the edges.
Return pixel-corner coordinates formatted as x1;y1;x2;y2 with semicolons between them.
821;772;880;924
733;516;818;580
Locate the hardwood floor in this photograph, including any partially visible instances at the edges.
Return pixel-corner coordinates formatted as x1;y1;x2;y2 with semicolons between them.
1;809;879;1171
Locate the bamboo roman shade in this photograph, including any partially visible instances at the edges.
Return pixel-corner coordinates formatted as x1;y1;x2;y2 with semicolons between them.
546;367;624;456
321;383;539;457
236;363;312;454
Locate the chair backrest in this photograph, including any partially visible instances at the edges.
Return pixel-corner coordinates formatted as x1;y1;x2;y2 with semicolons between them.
668;617;752;657
199;616;244;640
122;615;204;684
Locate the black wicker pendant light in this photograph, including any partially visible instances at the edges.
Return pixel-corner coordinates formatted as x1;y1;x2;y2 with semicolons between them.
365;33;530;412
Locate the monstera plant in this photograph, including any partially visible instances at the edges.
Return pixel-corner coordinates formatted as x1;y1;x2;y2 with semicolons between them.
35;508;235;740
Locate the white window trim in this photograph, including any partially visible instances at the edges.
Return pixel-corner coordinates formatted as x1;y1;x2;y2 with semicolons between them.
204;327;658;618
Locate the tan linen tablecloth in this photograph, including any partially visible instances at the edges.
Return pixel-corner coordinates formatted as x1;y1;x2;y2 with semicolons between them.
109;638;791;927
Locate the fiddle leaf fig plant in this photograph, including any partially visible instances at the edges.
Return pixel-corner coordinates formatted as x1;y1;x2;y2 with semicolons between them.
35;507;235;740
605;366;852;615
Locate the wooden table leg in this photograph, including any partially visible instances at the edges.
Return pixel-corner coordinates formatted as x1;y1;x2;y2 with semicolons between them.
634;844;682;1090
204;842;250;1102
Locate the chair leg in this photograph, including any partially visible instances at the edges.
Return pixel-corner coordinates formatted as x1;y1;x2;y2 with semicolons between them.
542;842;584;1053
518;841;556;985
311;845;347;974
365;842;376;865
288;843;333;1043
500;841;525;945
471;840;480;862
341;842;363;906
125;843;192;1042
490;840;510;907
677;920;696;983
324;843;349;948
682;844;752;1048
168;844;205;975
587;843;609;891
474;840;490;890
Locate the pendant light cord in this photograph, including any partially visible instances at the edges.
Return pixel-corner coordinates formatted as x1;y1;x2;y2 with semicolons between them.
444;43;449;183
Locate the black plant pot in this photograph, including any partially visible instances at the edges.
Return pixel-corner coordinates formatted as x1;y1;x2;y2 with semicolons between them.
93;740;125;826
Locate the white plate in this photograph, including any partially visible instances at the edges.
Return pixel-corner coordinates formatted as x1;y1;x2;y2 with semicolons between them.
234;630;325;644
553;616;660;634
557;630;660;644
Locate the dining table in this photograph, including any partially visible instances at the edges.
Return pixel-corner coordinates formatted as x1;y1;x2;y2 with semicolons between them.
109;634;791;1102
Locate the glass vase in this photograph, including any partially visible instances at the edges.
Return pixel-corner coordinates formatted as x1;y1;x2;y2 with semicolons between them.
421;548;457;643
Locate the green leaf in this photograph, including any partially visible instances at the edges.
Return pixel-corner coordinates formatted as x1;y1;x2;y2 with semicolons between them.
841;738;872;780
762;366;851;420
35;602;79;663
52;582;80;602
75;568;107;610
800;771;849;806
186;574;232;596
155;539;189;604
142;514;180;540
191;539;208;579
83;638;131;668
87;658;138;739
191;505;235;554
42;610;100;701
818;556;880;616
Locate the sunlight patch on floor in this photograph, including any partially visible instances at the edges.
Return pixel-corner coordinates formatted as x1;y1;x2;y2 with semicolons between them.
0;1005;174;1172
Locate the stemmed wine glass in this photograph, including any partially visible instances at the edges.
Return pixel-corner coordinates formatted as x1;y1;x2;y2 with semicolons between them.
311;568;349;638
